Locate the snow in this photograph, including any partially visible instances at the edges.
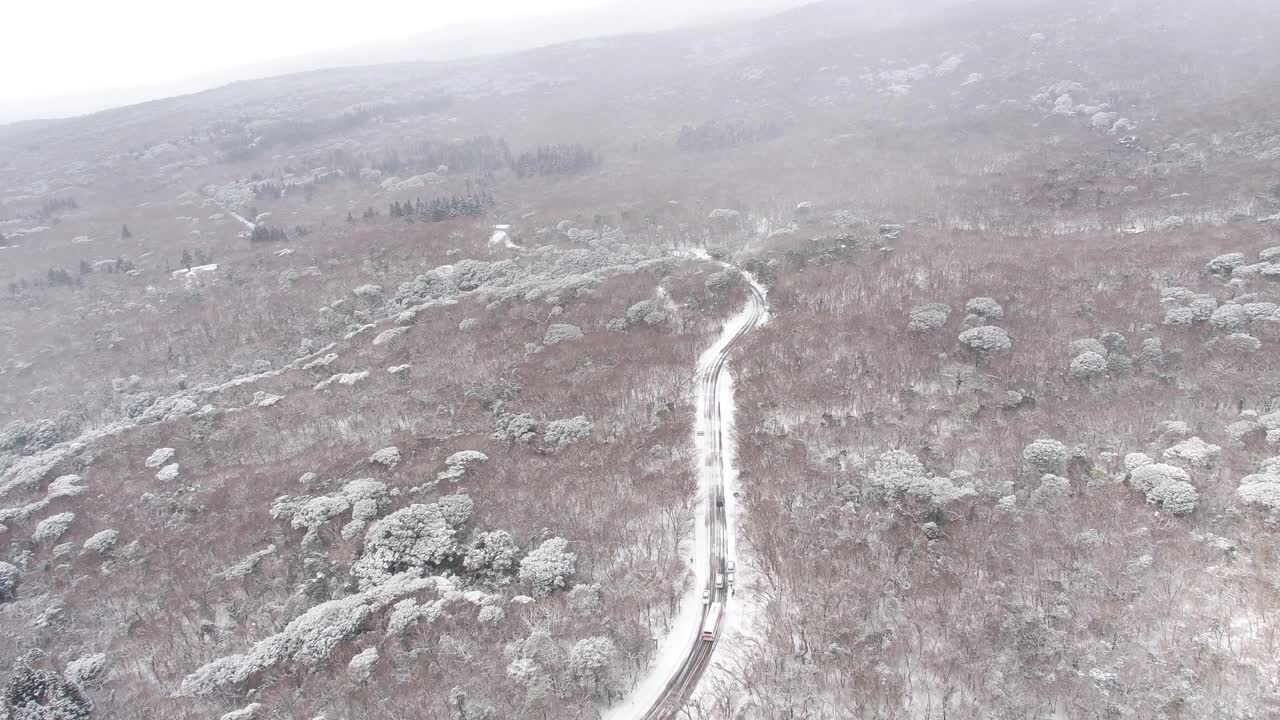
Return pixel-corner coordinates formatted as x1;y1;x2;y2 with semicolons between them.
604;251;767;720
488;223;523;250
172;264;218;278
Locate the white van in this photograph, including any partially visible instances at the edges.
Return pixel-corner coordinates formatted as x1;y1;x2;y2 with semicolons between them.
715;573;725;589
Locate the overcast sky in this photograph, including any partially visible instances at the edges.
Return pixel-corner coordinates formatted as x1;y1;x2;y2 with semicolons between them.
2;0;796;122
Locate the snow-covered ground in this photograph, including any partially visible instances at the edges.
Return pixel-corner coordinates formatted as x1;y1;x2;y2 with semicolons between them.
171;263;218;278
605;251;768;719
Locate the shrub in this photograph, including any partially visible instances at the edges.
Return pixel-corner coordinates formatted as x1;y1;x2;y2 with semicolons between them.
1023;439;1069;474
907;303;951;332
155;463;180;482
478;605;505;624
519;537;577;596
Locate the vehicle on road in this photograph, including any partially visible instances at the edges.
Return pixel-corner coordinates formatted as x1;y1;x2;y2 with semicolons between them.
701;589;710;604
701;601;723;642
726;560;735;573
714;573;725;589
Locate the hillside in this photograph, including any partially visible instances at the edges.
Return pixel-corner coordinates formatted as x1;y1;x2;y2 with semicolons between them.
2;0;1280;718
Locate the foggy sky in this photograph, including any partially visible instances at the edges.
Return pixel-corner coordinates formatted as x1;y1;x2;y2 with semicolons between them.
1;0;801;123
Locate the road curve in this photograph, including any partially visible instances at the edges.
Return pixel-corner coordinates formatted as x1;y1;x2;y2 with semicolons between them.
639;270;767;720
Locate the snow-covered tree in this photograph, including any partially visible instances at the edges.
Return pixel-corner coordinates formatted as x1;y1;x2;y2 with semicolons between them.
438;450;489;482
1;656;92;720
1163;436;1222;467
1238;474;1280;511
1069;338;1106;357
82;529;119;555
478;604;505;624
519;537;577;596
907;303;951;332
1204;252;1246;276
347;647;379;683
958;326;1011;354
568;636;617;697
369;446;401;468
352;504;461;590
464;530;520;576
0;561;18;602
64;654;107;687
144;447;175;468
543;324;583;345
965;296;1004;320
1069;351;1107;379
1209;304;1248;332
33;512;75;544
544;417;592;449
1023;439;1069;474
1146;477;1199;515
1129;463;1190;492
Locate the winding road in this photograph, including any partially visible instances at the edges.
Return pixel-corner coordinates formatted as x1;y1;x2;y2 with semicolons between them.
639;269;768;720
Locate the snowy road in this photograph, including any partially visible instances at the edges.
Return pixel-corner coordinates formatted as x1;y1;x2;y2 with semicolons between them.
636;267;768;720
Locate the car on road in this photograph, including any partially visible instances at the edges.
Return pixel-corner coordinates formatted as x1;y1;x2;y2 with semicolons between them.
715;573;725;589
702;589;710;604
726;560;735;573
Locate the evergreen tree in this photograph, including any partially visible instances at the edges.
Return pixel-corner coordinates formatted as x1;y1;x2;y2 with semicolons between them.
120;224;132;239
181;248;193;269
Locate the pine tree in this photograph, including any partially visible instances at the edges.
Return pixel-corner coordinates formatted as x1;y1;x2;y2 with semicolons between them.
181;248;193;270
120;224;132;239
